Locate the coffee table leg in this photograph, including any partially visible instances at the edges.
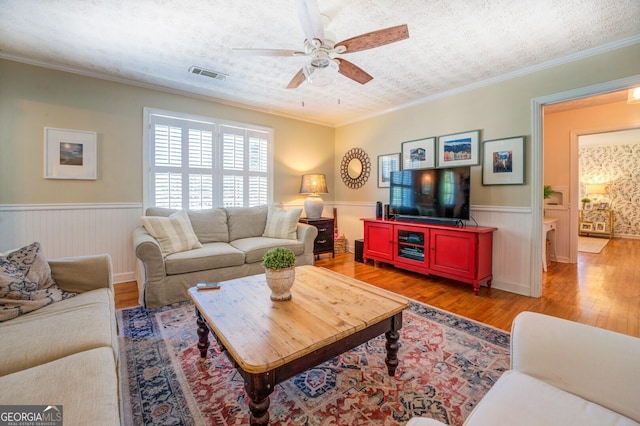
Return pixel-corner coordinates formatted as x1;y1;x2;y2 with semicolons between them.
195;309;210;361
244;373;275;425
384;330;400;376
248;396;270;425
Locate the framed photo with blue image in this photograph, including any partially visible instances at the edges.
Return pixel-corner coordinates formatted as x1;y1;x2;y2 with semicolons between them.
401;137;436;170
482;136;525;185
44;127;97;180
437;130;480;168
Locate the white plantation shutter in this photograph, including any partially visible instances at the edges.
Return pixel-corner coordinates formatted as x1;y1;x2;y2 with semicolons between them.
220;125;270;207
155;172;183;209
145;109;272;210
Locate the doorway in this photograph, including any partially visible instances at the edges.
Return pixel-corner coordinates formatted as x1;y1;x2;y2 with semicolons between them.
530;76;640;298
577;128;640;249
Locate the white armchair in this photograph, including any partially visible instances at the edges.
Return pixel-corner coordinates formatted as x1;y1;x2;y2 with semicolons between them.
407;311;640;426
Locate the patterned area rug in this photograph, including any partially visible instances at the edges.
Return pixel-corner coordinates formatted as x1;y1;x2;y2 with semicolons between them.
118;300;509;425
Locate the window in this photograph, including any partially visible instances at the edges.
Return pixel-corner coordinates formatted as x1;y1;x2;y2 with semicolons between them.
144;108;273;210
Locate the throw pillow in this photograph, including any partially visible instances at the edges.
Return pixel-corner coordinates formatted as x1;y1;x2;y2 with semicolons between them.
226;205;269;241
187;208;229;243
142;210;203;256
262;207;302;239
0;242;69;322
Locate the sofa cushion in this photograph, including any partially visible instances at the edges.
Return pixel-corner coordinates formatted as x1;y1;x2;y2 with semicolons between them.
142;210;203;256
226;205;268;241
0;347;120;426
262;206;302;239
465;370;636;426
145;207;175;217
164;242;245;275
0;242;68;322
231;237;304;264
188;208;229;243
0;287;117;376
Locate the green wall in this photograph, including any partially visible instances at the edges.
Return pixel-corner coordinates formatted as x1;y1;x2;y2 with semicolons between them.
334;43;640;207
1;42;639;209
0;59;335;205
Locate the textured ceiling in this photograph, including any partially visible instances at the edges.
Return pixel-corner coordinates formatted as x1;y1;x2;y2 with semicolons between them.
1;0;639;126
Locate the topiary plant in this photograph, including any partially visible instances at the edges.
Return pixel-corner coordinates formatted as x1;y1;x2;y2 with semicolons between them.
581;197;591;204
262;247;296;270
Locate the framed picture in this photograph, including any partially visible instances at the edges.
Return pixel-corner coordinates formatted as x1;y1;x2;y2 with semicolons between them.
481;136;525;185
580;222;593;232
377;153;400;188
598;202;609;210
436;130;480;168
584;203;593;211
44;127;97;180
595;222;606;232
401;137;436;170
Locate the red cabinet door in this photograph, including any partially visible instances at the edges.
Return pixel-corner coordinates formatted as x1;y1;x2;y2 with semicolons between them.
429;228;476;279
363;221;394;262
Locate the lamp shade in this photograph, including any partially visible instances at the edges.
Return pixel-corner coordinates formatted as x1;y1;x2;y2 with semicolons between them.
586;183;607;195
299;174;328;195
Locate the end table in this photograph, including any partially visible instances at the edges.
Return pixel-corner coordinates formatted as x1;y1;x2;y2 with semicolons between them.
299;217;335;259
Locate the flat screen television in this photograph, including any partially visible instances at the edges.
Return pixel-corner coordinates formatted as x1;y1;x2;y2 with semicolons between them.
389;167;470;220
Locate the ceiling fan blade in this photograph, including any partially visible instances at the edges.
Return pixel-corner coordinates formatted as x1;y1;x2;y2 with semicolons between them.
286;68;307;89
295;0;324;41
336;24;409;54
233;48;300;57
336;59;373;85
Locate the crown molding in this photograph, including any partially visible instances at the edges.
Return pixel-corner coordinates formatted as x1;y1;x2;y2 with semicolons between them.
2;34;638;129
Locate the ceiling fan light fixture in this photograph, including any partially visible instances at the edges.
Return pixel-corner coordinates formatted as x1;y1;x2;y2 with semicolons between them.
303;54;339;86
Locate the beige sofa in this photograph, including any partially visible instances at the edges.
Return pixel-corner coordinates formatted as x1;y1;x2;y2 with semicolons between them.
133;205;318;308
0;254;120;425
407;311;640;426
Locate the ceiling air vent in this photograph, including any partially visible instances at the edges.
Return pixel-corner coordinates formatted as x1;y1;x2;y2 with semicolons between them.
189;66;228;81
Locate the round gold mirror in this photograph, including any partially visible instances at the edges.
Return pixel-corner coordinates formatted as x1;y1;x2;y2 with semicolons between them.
340;147;371;189
348;158;363;179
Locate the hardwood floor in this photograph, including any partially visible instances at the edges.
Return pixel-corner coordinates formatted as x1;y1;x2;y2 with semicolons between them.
115;237;640;337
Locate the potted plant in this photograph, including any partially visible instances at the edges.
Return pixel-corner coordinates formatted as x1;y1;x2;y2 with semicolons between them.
543;185;554;199
262;247;296;301
581;197;591;209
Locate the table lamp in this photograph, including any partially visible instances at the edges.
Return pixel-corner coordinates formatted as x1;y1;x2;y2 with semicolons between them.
586;183;607;200
299;174;328;219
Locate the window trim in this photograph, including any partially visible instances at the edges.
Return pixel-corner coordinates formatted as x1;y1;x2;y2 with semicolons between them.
142;107;274;210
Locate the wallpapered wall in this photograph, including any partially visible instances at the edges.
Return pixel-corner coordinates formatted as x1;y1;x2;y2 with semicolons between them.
579;143;640;238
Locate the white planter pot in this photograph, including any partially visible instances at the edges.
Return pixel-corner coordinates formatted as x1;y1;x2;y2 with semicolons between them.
265;267;295;301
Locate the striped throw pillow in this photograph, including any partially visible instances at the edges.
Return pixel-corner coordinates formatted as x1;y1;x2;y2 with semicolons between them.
142;210;202;256
262;207;302;239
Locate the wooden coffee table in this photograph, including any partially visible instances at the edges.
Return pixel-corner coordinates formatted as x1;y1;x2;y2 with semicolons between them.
188;265;409;425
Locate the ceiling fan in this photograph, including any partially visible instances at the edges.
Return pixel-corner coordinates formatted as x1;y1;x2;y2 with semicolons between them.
233;0;409;88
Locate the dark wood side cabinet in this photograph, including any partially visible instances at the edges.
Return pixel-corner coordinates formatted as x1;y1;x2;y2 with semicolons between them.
362;218;497;295
299;217;335;258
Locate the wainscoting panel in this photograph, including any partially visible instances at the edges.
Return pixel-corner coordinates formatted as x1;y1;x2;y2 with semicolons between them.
471;206;533;295
1;202;538;294
0;204;143;283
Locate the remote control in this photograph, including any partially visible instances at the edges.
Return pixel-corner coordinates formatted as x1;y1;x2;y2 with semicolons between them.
196;282;220;291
